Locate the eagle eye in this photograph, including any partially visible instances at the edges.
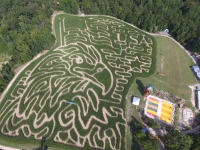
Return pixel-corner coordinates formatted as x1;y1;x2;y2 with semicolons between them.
97;68;103;73
76;56;83;64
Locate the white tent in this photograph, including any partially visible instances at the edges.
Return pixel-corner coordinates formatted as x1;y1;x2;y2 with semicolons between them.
164;29;169;33
131;96;140;105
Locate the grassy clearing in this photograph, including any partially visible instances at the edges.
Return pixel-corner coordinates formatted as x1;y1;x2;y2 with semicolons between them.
153;36;197;98
132;36;197;101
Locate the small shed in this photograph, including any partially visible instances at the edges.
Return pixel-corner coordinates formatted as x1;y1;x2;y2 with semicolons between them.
132;96;140;106
195;89;200;109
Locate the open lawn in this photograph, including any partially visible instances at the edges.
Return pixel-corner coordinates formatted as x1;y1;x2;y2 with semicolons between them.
0;13;156;150
153;36;197;98
135;36;197;100
125;35;198;150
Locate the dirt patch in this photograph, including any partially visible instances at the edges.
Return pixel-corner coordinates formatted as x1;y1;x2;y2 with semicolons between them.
152;88;181;103
0;145;20;150
183;107;194;126
14;63;28;74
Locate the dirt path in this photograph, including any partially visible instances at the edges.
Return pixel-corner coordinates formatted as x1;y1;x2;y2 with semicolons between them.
0;53;43;101
0;145;21;150
189;83;200;109
0;50;48;102
0;49;50;101
14;50;49;74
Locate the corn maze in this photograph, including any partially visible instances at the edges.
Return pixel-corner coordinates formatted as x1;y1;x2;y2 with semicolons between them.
0;13;155;149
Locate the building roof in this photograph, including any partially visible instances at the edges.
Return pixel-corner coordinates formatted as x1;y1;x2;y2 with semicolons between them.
198;91;200;109
191;65;200;79
147;84;154;91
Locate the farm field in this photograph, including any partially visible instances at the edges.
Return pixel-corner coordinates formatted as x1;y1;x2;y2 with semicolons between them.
0;13;156;149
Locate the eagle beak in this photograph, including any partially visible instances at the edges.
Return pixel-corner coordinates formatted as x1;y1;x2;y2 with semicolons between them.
93;66;113;96
74;65;113;96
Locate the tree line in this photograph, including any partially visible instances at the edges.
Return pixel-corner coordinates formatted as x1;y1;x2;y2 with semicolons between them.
130;116;200;150
79;0;200;52
0;0;200;92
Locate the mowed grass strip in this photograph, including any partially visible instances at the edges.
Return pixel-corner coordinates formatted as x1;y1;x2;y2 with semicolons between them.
153;36;197;99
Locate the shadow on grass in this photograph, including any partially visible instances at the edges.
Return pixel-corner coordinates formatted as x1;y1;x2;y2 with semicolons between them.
32;136;48;150
136;79;145;95
128;116;143;150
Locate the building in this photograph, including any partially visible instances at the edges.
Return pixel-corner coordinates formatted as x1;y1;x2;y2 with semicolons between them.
191;65;200;80
195;87;200;109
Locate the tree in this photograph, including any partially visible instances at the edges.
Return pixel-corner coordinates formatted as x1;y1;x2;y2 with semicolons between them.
20;49;33;63
163;130;193;150
189;134;200;150
129;117;160;150
0;77;9;90
147;118;161;129
140;138;159;150
81;0;92;14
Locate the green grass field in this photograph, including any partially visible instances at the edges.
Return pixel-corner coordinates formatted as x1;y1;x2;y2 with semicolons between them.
131;36;197;100
125;35;197;150
0;13;156;150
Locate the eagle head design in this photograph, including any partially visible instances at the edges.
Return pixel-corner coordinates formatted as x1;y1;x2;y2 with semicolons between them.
59;42;113;95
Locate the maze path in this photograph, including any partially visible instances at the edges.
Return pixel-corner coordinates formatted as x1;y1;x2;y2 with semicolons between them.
0;14;154;149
